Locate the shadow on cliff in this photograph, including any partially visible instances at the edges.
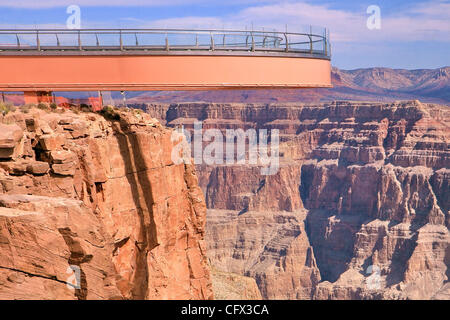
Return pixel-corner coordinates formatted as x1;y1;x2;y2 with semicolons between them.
299;164;367;283
300;164;426;287
106;116;159;300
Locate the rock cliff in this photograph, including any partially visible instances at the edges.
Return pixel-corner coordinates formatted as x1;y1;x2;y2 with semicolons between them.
0;107;213;300
146;100;449;300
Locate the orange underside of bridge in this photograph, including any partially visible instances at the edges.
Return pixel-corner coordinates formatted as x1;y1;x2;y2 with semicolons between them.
0;55;331;92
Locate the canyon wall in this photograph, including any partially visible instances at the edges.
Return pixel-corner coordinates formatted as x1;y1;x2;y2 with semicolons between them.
145;100;449;300
0;107;213;299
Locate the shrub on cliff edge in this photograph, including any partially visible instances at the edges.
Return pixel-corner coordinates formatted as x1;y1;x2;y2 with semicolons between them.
0;102;15;115
100;105;120;120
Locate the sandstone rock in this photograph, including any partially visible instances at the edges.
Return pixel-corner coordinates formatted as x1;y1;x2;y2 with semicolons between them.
26;161;50;175
0;123;23;159
0;194;122;300
39;134;65;151
62;120;89;139
0;161;27;176
51;163;76;176
49;150;77;164
206;210;320;299
0;108;213;300
211;269;262;300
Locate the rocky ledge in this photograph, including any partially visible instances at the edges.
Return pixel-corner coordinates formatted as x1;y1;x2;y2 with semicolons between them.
0;107;213;300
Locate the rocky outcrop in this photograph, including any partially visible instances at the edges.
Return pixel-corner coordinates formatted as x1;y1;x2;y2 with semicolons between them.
147;100;449;300
197;164;303;213
0;107;213;300
207;209;320;299
211;269;262;300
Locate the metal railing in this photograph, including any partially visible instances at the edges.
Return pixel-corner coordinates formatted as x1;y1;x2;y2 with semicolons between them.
0;28;331;58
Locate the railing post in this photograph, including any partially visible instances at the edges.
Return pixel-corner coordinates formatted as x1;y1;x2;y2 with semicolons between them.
327;29;331;57
309;35;313;54
195;34;198;47
210;33;215;51
324;28;327;56
165;34;169;51
16;34;20;48
78;30;82;50
328;35;331;57
95;33;99;47
56;33;60;47
223;34;226;46
120;30;123;51
36;30;40;51
251;32;255;52
309;26;313;54
284;33;289;52
135;33;139;46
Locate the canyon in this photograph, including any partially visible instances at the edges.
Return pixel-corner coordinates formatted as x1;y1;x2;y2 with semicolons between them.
145;100;449;300
0;99;448;300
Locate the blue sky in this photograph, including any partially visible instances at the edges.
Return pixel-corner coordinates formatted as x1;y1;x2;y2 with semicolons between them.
0;0;448;69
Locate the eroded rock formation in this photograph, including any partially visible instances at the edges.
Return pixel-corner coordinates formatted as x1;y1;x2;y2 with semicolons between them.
146;100;449;300
211;269;262;300
0;108;212;300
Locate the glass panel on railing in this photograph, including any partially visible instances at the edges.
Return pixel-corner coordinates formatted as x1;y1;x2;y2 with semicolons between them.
133;32;167;47
79;33;99;47
55;32;78;47
120;32;140;47
96;32;120;47
0;33;19;48
166;32;198;47
35;33;56;47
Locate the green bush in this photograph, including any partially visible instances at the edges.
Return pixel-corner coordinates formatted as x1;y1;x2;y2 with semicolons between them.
0;102;14;115
20;103;35;114
100;105;120;120
37;102;49;110
50;102;58;110
80;104;92;113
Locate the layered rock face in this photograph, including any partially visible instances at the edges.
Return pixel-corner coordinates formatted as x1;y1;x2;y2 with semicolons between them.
146;100;449;300
0;108;212;299
211;269;262;300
